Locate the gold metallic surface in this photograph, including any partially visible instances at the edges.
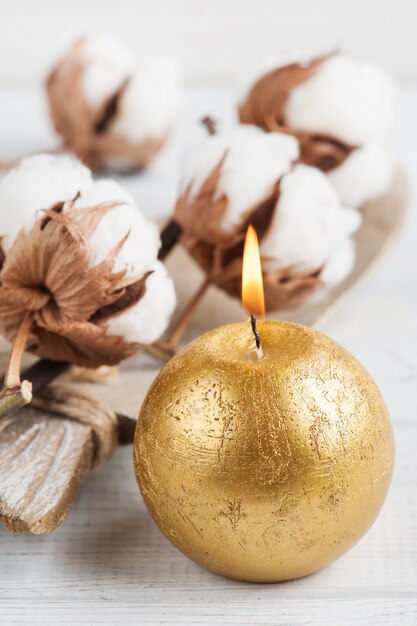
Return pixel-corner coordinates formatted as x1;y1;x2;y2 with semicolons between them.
134;321;394;582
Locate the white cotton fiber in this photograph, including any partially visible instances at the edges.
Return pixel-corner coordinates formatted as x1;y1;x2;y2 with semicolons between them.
74;178;161;277
107;260;176;344
181;125;299;231
260;164;361;286
112;57;181;143
80;34;134;109
78;35;180;143
327;143;395;208
0;154;92;252
319;238;356;286
284;54;396;145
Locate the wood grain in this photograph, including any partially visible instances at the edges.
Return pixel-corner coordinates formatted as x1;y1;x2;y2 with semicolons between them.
0;406;94;534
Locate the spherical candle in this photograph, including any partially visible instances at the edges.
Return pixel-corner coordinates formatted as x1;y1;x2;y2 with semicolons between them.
134;321;394;582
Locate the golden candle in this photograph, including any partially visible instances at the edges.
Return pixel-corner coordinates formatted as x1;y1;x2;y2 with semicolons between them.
134;228;394;583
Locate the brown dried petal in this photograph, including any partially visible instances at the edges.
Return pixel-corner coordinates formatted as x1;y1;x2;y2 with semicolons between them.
215;256;322;310
90;271;152;323
239;56;328;130
1;210;119;324
0;204;150;367
297;133;356;172
32;320;138;367
238;53;356;172
174;153;229;245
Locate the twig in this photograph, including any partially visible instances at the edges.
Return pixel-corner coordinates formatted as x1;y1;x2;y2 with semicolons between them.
116;412;137;444
0;315;34;418
22;359;71;394
147;278;211;361
0;380;33;417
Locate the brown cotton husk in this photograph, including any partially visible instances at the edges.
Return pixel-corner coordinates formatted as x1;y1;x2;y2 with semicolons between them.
238;53;356;173
46;39;166;172
174;153;229;246
0;200;151;367
174;159;323;310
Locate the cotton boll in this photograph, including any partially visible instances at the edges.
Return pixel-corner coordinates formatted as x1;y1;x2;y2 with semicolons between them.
285;54;396;145
327;143;395;208
106;261;176;344
238;52;396;207
176;131;360;311
0;154;177;364
261;165;361;285
0;154;92;252
80;34;134;109
47;35;182;172
113;57;181;143
181;125;299;232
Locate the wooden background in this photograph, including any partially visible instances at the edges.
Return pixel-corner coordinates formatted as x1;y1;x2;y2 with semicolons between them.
0;87;416;625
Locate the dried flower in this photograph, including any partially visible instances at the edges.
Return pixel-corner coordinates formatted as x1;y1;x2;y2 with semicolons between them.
0;155;176;367
238;52;396;207
46;34;181;172
174;125;360;311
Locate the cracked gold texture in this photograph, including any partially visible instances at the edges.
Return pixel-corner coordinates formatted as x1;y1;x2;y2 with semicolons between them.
134;321;394;582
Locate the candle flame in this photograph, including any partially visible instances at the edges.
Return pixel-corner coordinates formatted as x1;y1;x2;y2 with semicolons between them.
242;225;265;317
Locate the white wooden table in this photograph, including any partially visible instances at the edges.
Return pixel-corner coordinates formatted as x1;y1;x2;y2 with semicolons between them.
0;86;416;625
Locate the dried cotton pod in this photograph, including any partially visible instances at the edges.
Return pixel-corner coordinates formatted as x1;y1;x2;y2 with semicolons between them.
46;35;181;172
174;125;361;311
0;154;176;368
238;52;396;207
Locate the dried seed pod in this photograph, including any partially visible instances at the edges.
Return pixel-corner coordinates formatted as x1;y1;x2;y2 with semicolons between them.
174;125;360;311
46;35;181;172
0;154;176;367
238;52;396;207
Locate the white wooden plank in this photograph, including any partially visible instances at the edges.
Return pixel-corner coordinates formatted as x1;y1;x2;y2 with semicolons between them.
1;599;416;626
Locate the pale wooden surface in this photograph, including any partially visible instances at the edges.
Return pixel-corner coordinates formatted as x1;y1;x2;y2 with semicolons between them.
0;86;416;625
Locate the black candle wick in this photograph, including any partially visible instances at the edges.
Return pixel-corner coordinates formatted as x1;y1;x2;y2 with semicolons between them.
250;315;261;351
